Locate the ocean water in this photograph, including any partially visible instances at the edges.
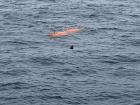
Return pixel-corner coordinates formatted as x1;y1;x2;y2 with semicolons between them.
0;0;140;105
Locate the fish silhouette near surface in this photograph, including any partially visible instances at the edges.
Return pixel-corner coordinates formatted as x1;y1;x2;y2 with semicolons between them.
48;28;81;37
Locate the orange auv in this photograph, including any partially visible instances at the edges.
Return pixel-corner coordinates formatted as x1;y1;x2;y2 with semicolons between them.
49;28;81;37
65;28;80;34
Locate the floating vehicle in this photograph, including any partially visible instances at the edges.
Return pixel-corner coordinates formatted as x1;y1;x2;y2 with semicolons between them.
48;28;81;37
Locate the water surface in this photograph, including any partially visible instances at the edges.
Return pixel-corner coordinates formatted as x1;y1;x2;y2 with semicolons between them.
0;0;140;105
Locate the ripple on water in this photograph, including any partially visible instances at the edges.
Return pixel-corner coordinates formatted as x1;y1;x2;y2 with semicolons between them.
0;69;29;76
0;40;42;46
100;55;140;64
0;82;31;91
127;39;140;46
29;56;65;66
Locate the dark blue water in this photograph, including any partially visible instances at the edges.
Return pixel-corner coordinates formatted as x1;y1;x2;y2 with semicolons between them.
0;0;140;105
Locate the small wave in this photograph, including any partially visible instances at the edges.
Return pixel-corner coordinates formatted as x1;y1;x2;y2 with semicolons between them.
89;13;100;18
128;14;140;18
21;94;64;101
114;4;129;7
100;55;140;64
0;59;12;66
127;39;140;46
1;40;42;46
113;68;140;78
37;0;56;2
94;93;121;101
0;69;28;76
86;4;100;8
94;91;134;101
97;27;126;32
0;97;17;101
99;55;119;64
29;56;64;66
133;103;140;105
113;55;140;63
0;82;31;91
40;95;63;99
101;60;119;64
